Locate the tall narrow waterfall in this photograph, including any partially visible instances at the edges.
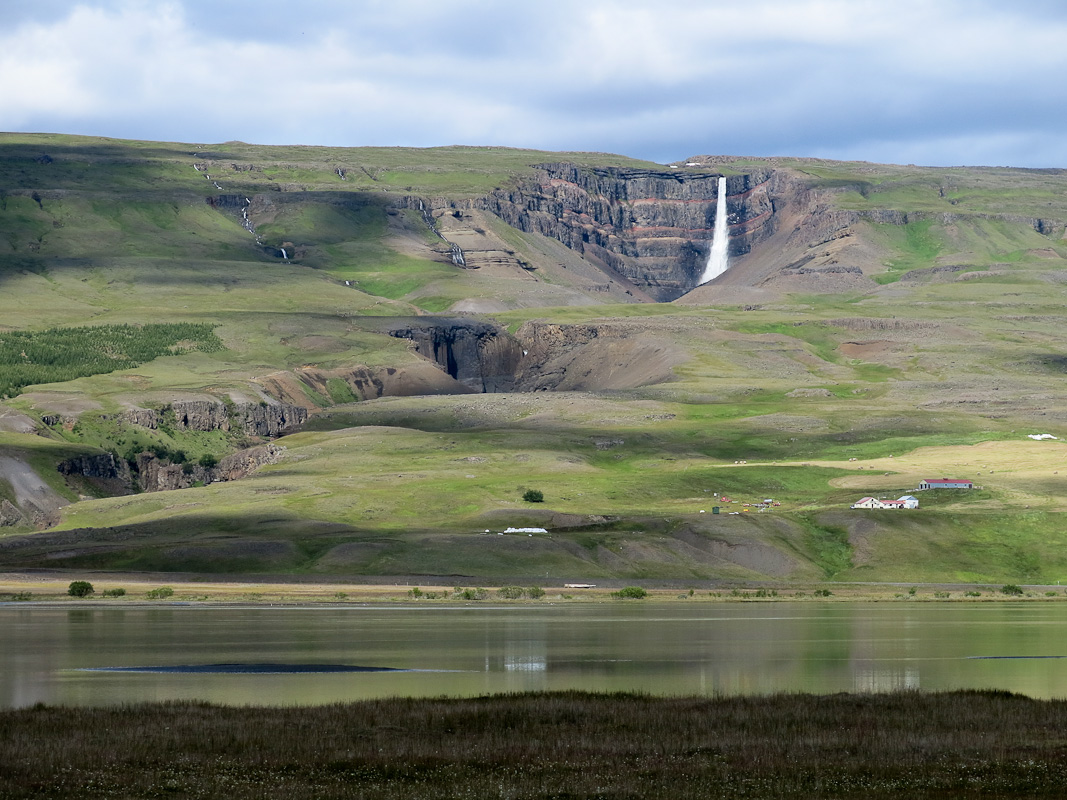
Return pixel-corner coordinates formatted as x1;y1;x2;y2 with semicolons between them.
700;176;729;284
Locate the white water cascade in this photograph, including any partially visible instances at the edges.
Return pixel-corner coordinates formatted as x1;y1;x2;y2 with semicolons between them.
700;176;729;284
280;248;288;260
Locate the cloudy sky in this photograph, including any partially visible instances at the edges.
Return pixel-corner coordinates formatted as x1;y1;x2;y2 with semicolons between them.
1;0;1065;167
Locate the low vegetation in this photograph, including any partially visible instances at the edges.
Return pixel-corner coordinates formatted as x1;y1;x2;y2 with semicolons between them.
0;323;222;399
4;691;1067;798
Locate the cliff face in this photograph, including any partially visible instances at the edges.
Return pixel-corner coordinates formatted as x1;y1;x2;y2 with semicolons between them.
478;164;775;300
387;319;682;393
388;320;524;392
121;400;308;437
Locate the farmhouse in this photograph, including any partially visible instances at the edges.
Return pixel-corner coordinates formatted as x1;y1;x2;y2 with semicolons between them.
850;495;920;510
918;478;973;490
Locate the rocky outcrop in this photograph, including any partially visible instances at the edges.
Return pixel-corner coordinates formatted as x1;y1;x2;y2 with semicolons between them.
57;453;133;487
234;403;308;437
475;164;776;300
121;401;307;437
136;444;284;492
0;499;26;527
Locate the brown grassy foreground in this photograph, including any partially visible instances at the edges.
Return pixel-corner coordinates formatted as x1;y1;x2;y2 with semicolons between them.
4;691;1067;798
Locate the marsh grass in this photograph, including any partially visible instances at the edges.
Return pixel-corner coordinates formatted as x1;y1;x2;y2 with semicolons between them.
3;691;1067;798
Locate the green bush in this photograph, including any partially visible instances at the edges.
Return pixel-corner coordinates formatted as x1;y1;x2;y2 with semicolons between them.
497;586;525;599
450;588;488;601
813;588;834;597
145;586;174;600
67;581;94;597
1001;584;1024;596
527;586;546;599
522;489;544;503
198;453;219;469
612;586;648;599
102;588;126;597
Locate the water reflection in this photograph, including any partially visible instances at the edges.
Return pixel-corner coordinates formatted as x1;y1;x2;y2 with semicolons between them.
2;603;1067;708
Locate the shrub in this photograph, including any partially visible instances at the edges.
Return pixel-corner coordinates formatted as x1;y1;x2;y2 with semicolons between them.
491;586;546;600
67;581;94;597
198;453;218;469
522;489;544;503
612;586;648;599
145;586;174;600
1001;584;1024;596
102;588;126;597
407;588;423;599
813;588;833;597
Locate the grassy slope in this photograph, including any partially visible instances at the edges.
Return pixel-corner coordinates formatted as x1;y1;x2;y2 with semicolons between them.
2;135;1067;582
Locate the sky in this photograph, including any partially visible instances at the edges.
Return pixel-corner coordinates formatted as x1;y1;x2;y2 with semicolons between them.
2;0;1066;167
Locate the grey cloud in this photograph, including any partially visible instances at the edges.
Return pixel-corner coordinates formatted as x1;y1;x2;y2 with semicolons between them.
2;0;1067;168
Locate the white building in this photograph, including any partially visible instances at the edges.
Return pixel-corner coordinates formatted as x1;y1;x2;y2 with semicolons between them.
851;495;919;510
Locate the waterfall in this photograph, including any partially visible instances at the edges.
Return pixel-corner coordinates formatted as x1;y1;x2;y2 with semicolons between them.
280;248;288;260
700;176;729;284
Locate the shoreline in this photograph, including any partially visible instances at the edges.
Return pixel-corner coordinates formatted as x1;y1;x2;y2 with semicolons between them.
1;571;1063;604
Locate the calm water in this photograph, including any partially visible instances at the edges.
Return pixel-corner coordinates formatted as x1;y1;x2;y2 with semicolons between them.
3;602;1067;708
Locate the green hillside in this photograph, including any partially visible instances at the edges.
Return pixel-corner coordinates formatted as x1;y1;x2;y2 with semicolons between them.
2;133;1067;583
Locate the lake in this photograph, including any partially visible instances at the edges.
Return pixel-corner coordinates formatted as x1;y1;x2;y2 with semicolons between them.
3;602;1067;708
